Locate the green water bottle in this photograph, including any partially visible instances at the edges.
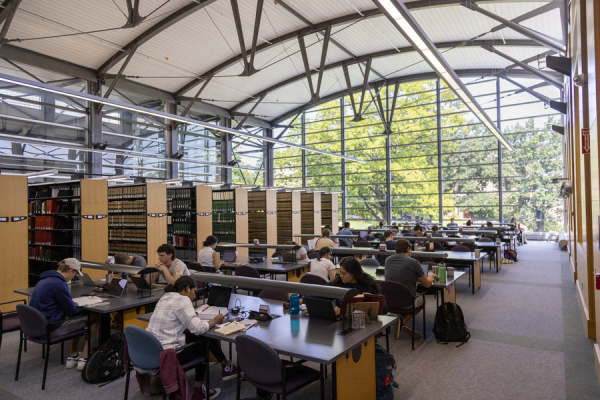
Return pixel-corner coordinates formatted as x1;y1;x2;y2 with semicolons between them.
438;263;447;283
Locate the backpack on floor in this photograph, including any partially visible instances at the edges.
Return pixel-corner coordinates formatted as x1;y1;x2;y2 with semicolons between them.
375;344;396;400
81;332;126;384
432;303;470;347
504;249;518;262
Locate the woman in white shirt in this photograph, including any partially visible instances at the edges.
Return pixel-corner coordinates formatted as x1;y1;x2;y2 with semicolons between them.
285;241;307;260
146;276;238;400
198;235;225;271
309;247;336;281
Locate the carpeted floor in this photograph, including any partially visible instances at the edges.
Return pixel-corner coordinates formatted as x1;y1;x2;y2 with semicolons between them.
1;241;598;399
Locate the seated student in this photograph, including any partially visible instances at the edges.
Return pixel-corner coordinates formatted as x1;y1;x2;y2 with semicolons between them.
463;220;475;230
152;243;190;284
353;253;367;262
309;247;336;281
378;222;384;228
337;222;354;247
147;276;239;400
30;259;100;370
384;240;437;339
413;225;426;245
314;228;337;250
447;218;458;229
431;225;443;237
383;230;396;250
329;257;380;295
114;253;147;268
198;235;225;271
285;241;307;260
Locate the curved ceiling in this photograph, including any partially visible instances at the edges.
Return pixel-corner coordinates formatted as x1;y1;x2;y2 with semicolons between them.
2;0;564;125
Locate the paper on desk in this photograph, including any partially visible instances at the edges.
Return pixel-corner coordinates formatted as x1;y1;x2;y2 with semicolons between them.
73;296;104;307
215;321;246;335
196;306;229;320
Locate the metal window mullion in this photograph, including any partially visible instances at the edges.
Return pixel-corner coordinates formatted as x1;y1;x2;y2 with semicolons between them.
497;78;503;223
437;79;443;225
301;110;307;188
341;96;347;223
88;80;102;176
386;84;392;224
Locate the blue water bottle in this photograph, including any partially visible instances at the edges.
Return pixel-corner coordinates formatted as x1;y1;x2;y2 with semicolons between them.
290;293;300;315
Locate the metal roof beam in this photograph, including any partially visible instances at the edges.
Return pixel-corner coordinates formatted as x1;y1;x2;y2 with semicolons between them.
298;34;316;103
179;74;213;119
235;94;265;129
96;0;218;76
230;39;550;114
0;0;20;48
123;0;145;28
99;43;139;111
230;0;263;77
490;1;561;34
462;1;565;54
482;45;563;87
499;74;551;104
315;26;331;101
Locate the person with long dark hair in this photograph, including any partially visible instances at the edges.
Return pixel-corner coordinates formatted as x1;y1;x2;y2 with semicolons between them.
147;276;239;400
198;235;224;271
309;247;336;281
329;257;380;295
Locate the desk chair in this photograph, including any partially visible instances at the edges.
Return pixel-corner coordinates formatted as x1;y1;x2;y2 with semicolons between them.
187;262;208;300
355;239;371;248
235;266;262;296
477;237;496;270
433;241;444;250
360;258;380;267
123;326;207;400
15;305;88;390
235;335;324;400
258;290;289;302
380;281;426;350
1;299;26;352
450;245;472;287
307;252;319;260
300;274;328;285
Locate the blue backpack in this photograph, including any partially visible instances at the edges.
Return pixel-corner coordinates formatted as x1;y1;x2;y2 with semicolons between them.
375;344;396;400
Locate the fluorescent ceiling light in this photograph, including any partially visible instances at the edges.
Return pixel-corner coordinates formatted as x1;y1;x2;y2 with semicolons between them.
27;169;58;178
163;179;182;184
375;0;514;151
93;174;129;181
0;73;367;163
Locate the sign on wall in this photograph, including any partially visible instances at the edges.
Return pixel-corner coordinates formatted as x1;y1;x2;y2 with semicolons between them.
582;128;590;154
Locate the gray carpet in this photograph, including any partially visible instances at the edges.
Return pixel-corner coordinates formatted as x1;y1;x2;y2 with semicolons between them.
1;242;599;399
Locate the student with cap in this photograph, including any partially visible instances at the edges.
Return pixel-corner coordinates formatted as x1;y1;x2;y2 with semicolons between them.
198;235;225;271
152;243;190;284
30;258;100;370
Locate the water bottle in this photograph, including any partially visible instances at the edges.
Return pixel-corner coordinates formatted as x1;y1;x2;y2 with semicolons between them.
290;293;300;315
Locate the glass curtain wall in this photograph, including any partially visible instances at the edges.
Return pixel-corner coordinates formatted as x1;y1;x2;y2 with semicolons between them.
273;76;563;232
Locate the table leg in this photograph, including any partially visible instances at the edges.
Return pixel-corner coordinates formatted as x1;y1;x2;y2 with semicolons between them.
335;337;376;400
286;267;308;282
496;247;500;272
473;260;481;294
99;313;111;343
123;306;148;330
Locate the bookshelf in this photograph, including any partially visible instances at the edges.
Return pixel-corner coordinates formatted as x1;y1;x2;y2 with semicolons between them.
167;185;213;263
108;182;167;264
213;188;248;257
1;175;28;312
321;193;339;234
300;192;321;244
277;191;301;244
248;189;278;257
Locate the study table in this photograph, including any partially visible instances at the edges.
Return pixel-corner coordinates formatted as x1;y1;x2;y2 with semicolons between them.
390;236;476;243
219;243;299;250
138;293;396;400
293;233;359;239
219;256;311;282
14;279;163;342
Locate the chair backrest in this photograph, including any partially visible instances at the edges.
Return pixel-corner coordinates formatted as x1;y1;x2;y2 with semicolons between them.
413;256;434;263
258;290;289;302
360;258;380;267
235;265;261;279
478;236;493;242
451;245;471;252
235;335;283;384
124;326;163;370
380;281;414;309
300;274;328;285
307;239;317;250
433;241;444;250
355;240;371;248
422;261;438;268
307;251;319;259
377;233;385;241
16;304;48;338
401;230;409;234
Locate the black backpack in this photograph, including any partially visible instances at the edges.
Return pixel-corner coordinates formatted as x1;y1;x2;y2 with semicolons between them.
81;332;126;384
432;303;470;347
375;344;396;400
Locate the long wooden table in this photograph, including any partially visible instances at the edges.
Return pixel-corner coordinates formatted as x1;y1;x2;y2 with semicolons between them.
219;256;311;282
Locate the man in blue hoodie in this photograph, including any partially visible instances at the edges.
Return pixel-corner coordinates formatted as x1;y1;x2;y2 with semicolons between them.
30;258;99;370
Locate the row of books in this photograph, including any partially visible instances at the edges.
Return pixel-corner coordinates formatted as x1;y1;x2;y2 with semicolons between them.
109;229;147;241
213;190;234;201
28;231;82;246
176;249;197;263
213;200;235;212
213;212;236;223
168;188;194;200
29;246;80;261
29;200;80;215
172;199;194;210
109;200;146;213
277;193;293;244
171;234;197;247
248;192;266;211
108;185;147;200
109;215;146;227
30;184;80;198
172;211;196;223
172;222;195;235
109;243;146;258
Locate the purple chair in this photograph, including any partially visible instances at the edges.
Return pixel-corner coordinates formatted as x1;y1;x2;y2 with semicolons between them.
414;256;434;263
451;245;471;252
15;304;88;390
258;290;289;302
307;252;319;260
1;299;26;352
300;274;328;285
355;240;371;248
433;241;444;250
380;281;426;350
235;265;262;296
234;335;324;400
187;262;209;300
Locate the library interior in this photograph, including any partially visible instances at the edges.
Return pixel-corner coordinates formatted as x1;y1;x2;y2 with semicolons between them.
0;1;599;399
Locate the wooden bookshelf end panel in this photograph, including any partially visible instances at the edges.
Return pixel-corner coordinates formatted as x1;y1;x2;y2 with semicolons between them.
196;185;213;250
147;183;167;263
235;188;249;257
81;179;108;278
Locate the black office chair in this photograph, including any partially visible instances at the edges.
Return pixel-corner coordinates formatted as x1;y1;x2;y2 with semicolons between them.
0;299;26;353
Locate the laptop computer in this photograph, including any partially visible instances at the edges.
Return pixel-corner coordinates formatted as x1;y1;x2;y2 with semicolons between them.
281;251;297;263
304;297;343;321
359;231;368;239
80;272;101;287
223;251;236;262
95;278;127;298
207;285;232;307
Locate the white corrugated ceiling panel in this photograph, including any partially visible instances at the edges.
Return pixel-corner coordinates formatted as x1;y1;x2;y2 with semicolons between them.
520;8;563;41
443;45;548;70
370;52;433;80
329;17;411;56
281;0;369;24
